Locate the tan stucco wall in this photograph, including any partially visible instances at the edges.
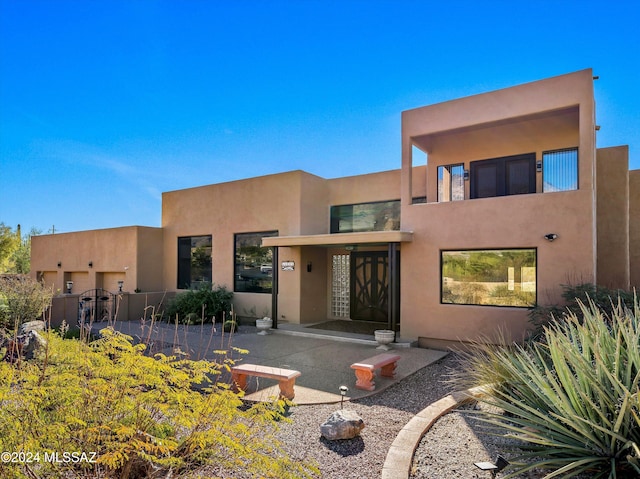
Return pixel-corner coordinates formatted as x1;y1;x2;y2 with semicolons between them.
31;69;635;345
162;170;331;322
31;226;163;295
630;170;640;289
399;69;597;343
136;227;164;292
596;146;630;289
326;166;427;206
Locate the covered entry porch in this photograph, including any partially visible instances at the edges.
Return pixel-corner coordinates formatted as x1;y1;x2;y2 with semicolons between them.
262;231;413;335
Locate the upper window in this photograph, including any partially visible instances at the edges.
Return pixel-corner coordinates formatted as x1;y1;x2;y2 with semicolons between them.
437;164;465;202
543;147;578;192
441;249;536;307
470;153;536;199
234;231;278;293
330;200;400;234
177;235;212;289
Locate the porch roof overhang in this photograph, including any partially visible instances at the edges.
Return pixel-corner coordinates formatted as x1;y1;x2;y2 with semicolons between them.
261;230;414;247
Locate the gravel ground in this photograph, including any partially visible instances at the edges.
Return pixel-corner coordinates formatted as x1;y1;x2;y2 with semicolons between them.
274;353;460;479
197;351;590;478
275;353;558;479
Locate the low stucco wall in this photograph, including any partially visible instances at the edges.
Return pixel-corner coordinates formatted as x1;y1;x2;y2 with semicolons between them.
47;292;175;329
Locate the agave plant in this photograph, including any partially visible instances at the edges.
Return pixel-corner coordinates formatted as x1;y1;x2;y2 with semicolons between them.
457;296;640;478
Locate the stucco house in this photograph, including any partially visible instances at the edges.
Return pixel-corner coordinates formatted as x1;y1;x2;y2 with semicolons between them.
31;69;639;348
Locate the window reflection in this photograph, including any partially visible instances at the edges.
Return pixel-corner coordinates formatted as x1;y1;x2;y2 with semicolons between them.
177;235;212;289
441;249;536;307
234;231;278;293
543;148;578;192
330;200;400;234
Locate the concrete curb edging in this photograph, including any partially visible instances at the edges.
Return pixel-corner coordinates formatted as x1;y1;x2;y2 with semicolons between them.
381;386;486;479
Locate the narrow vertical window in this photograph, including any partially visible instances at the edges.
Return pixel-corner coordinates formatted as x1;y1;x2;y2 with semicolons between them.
543;148;578;192
177;235;212;289
331;254;350;318
437;164;464;202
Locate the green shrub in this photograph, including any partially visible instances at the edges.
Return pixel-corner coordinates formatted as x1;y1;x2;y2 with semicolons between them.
0;276;52;333
0;328;317;479
528;283;635;338
456;297;640;478
166;283;233;324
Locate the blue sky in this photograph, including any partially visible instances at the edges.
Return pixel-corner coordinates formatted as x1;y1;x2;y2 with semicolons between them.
1;0;638;234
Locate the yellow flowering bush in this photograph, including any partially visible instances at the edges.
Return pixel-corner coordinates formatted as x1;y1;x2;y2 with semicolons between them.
0;328;317;479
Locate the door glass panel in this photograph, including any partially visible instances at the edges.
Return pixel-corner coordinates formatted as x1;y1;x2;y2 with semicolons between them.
474;163;498;198
506;158;532;195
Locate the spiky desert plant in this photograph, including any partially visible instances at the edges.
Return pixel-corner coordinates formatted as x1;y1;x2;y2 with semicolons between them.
455;297;640;478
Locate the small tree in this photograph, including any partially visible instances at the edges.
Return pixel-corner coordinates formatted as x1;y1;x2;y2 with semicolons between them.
0;223;20;273
0;276;53;332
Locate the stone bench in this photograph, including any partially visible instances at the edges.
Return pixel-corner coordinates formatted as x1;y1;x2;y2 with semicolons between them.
231;364;301;400
350;353;401;391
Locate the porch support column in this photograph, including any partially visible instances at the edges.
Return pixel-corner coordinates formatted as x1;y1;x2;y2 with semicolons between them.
388;242;400;332
271;246;278;329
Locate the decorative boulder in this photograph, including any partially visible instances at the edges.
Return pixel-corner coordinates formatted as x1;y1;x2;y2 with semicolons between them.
320;410;365;440
19;320;46;335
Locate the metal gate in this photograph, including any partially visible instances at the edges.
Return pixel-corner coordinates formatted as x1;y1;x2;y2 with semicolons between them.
78;289;115;326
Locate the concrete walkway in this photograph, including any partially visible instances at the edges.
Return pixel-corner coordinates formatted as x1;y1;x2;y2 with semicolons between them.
95;320;448;405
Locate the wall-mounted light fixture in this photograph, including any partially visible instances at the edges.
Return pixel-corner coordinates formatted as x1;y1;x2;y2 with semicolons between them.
345;245;356;251
117;280;124;292
57;261;62;268
307;261;312;273
536;161;543;172
88;261;93;268
66;281;74;294
544;233;558;242
464;169;470;181
595;125;601;131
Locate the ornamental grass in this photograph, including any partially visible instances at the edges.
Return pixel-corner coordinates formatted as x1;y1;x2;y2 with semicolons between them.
455;296;640;478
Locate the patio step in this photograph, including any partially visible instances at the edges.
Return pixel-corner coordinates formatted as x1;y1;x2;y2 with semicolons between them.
273;323;416;348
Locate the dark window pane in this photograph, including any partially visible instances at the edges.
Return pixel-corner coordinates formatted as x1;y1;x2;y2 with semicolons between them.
177;235;212;289
506;158;534;195
473;162;499;198
234;231;278;293
330;200;400;233
471;153;535;199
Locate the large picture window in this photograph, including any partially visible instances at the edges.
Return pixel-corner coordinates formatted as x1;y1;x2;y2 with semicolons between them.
234;231;278;293
441;249;536;307
470;153;536;199
543;147;578;192
330;200;400;234
177;235;212;289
